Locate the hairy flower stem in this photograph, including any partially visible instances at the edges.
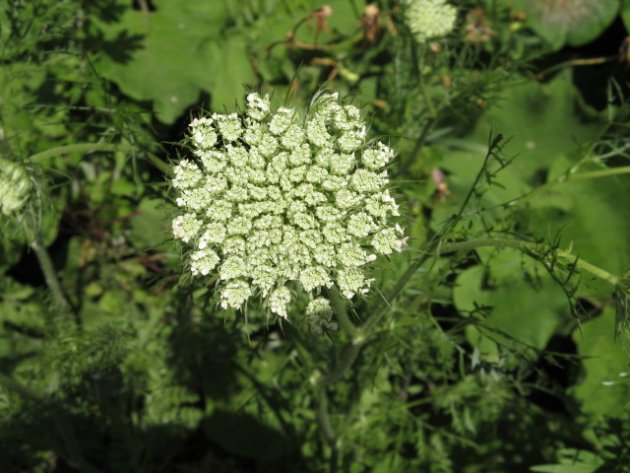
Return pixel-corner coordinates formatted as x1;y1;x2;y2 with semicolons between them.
439;238;620;287
28;143;171;175
564;166;630;181
31;236;72;312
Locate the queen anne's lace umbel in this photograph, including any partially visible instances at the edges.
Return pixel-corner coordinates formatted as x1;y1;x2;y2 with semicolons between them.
0;159;31;216
172;92;405;318
404;0;457;43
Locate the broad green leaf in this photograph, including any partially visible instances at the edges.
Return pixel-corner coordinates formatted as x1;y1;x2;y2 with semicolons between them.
94;0;356;123
454;250;569;350
94;0;255;123
503;0;620;49
439;73;629;288
436;73;603;231
571;308;630;417
525;177;630;277
128;198;173;250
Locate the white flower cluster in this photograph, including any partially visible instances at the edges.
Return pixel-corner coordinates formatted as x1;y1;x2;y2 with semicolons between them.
171;92;405;318
404;0;457;43
0;159;31;216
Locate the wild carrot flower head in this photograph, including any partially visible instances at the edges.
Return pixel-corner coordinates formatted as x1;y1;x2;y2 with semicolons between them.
404;0;457;43
0;159;31;216
171;92;405;318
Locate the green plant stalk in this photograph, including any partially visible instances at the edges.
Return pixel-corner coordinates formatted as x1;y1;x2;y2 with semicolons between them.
317;386;339;473
320;237;620;387
317;287;361;388
439;238;620;287
397;118;434;176
317;386;336;445
31;236;72;311
563;166;630;181
319;136;506;385
29;143;171;175
319;343;362;387
327;287;359;339
483;166;630;217
419;71;438;118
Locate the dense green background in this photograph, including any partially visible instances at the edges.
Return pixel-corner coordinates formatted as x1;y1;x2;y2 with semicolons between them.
1;0;629;471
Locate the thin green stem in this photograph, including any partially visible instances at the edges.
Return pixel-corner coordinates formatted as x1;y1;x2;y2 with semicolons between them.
318;136;506;383
368;134;505;331
555;250;619;286
419;71;437;118
439;238;620;287
398;118;434;176
316;387;339;473
28;143;171;175
320;236;620;387
537;56;615;79
562;166;630;181
31;235;71;312
477;165;630;219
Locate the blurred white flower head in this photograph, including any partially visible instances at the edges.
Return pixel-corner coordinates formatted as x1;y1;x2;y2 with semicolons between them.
404;0;457;43
0;159;31;216
171;92;405;318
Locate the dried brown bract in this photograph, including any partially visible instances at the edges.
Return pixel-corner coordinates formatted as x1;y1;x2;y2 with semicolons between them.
464;7;496;44
361;4;381;44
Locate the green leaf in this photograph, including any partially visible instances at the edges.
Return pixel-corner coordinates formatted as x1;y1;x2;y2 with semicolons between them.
454;250;569;350
504;0;620;49
530;448;605;473
128;198;173;250
525;177;630;277
95;0;255;123
571;308;630;417
437;73;603;228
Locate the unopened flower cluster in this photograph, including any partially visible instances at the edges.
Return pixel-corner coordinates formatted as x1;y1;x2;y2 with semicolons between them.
171;92;405;318
0;159;31;216
404;0;457;43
